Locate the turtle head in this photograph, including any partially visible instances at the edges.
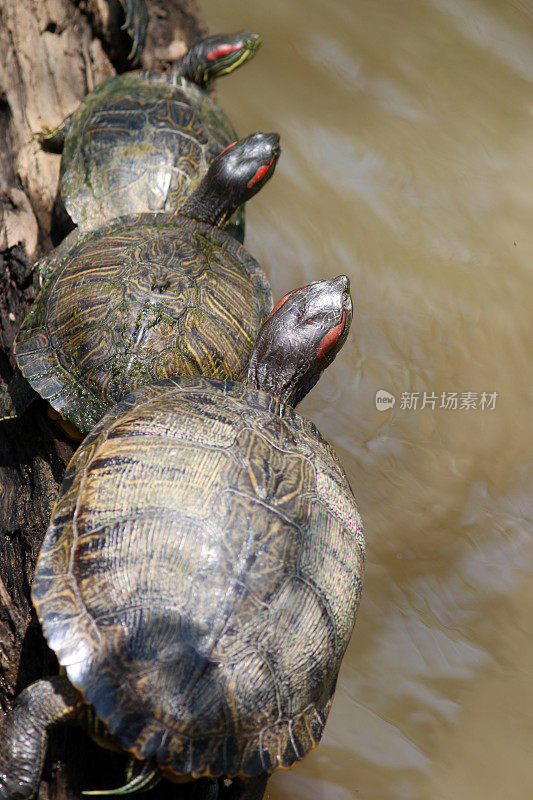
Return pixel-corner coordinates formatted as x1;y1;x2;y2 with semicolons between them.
175;31;262;87
247;276;353;407
210;132;280;212
182;132;280;229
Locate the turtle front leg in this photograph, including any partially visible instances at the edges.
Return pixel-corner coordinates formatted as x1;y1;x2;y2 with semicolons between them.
224;775;269;800
0;675;80;800
37;112;74;154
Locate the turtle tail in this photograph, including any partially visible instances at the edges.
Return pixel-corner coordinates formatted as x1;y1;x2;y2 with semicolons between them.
82;757;161;796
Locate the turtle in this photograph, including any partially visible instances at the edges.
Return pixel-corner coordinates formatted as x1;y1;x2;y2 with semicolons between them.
40;30;263;242
0;275;364;800
13;132;280;436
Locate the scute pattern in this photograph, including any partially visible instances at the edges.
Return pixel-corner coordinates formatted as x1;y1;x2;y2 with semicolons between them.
14;216;271;434
32;378;365;779
61;73;238;231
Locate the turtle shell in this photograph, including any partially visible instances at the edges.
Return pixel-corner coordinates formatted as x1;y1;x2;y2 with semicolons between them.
60;71;240;232
14;214;271;434
32;377;364;780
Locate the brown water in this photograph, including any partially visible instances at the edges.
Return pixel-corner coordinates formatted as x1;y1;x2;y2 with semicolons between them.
200;1;533;798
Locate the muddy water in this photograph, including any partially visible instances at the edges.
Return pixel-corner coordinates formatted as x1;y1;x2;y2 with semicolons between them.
200;1;533;798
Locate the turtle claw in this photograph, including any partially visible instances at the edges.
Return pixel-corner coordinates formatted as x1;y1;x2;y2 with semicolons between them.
34;113;73;153
34;126;56;146
117;0;148;61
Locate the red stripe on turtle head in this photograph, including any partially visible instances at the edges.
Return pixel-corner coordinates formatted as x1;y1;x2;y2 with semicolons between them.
265;287;303;322
316;311;346;359
219;141;238;157
207;43;243;61
247;164;268;190
247;155;276;190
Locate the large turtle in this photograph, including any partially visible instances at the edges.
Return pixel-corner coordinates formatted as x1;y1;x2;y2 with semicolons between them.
41;29;262;241
13;132;280;435
0;276;364;800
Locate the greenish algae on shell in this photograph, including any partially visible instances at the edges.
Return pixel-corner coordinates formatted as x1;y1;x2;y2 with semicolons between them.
32;376;365;780
14;214;271;434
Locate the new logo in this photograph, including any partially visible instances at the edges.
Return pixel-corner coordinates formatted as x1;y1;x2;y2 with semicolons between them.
375;390;396;411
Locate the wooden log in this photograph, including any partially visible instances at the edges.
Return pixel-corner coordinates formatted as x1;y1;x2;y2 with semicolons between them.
0;2;209;797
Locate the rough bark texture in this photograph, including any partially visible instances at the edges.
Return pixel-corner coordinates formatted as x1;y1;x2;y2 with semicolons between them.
0;2;213;798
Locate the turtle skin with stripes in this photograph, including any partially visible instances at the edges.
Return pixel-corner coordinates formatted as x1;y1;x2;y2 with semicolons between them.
32;375;365;785
14;214;271;435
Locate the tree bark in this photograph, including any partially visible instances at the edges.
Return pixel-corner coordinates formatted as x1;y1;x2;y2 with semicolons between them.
0;2;209;798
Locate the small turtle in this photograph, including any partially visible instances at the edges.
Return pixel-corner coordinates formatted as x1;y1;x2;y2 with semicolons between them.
41;30;262;241
14;132;280;435
0;276;364;800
